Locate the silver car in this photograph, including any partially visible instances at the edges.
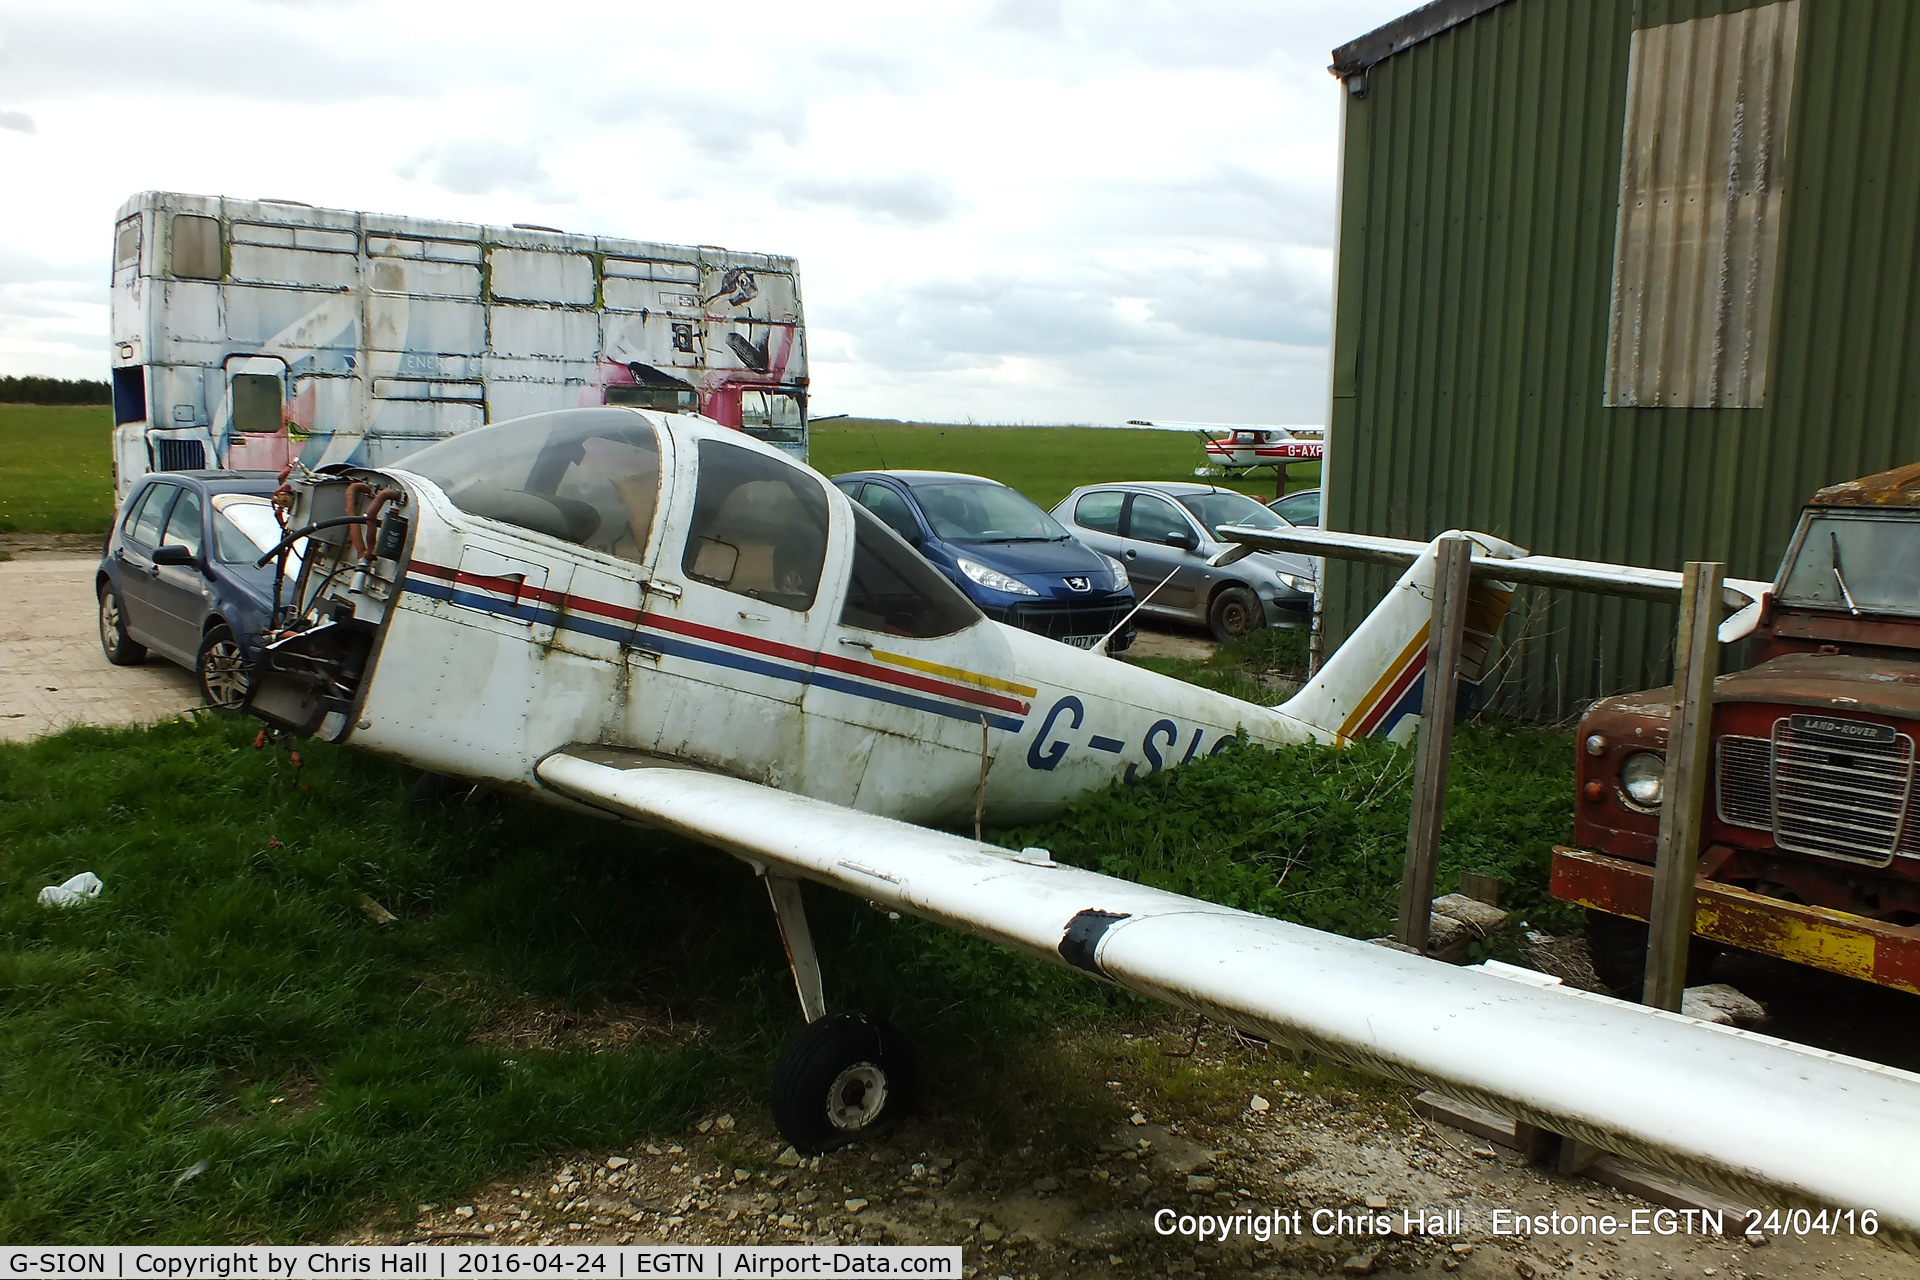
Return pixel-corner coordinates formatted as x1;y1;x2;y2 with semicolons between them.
1051;482;1315;642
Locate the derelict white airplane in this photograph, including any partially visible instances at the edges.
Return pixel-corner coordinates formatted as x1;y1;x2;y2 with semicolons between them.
244;407;1920;1242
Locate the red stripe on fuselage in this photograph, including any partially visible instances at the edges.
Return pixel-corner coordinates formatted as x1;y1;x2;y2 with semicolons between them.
409;560;1030;716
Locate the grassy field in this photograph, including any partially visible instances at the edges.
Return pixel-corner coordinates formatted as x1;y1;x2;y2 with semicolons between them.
810;417;1318;510
0;694;1572;1243
0;404;115;535
0;406;1315;538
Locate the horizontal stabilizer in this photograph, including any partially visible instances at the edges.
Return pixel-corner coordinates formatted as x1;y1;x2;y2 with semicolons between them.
1217;526;1774;642
537;747;1920;1247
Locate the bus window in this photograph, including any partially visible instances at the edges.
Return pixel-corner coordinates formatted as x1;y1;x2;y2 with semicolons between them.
115;219;141;271
232;373;283;433
738;388;805;445
172;214;221;280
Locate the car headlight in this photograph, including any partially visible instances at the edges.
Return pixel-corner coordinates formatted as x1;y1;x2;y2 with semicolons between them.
1276;572;1312;592
956;556;1040;597
1619;752;1665;808
1103;554;1130;590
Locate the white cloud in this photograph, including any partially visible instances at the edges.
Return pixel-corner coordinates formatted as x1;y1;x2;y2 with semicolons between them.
0;0;1415;423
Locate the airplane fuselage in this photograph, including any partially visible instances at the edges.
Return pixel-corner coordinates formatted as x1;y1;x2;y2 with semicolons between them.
254;409;1327;829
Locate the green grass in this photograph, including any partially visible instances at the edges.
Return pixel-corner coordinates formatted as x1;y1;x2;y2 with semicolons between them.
0;404;116;535
0;703;1573;1243
807;417;1318;511
0;407;1314;539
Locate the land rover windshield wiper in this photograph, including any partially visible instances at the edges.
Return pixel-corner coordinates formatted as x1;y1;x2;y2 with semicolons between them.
1830;530;1862;616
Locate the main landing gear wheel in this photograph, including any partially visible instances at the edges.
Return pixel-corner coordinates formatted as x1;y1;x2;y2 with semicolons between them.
771;1012;915;1154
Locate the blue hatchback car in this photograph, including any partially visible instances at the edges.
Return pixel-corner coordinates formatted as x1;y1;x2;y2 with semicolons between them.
97;470;291;709
832;470;1137;651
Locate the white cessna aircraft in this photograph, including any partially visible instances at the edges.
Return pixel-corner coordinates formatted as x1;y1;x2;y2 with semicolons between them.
244;407;1920;1242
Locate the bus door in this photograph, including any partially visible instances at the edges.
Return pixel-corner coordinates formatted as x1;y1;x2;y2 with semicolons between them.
222;355;293;471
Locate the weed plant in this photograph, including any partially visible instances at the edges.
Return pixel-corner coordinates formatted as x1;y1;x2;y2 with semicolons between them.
0;703;1571;1242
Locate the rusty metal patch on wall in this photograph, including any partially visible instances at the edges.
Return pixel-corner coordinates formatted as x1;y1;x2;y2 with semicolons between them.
1603;0;1800;409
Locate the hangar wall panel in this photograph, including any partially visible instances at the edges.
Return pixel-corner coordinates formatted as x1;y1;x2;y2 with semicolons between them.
1326;0;1920;720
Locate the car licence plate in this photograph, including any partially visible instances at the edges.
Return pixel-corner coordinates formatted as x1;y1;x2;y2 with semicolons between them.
1062;635;1103;650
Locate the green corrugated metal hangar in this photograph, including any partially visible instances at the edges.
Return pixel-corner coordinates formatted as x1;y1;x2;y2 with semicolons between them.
1322;0;1920;720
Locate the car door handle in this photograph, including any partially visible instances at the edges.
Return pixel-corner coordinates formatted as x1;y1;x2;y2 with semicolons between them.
1122;549;1138;560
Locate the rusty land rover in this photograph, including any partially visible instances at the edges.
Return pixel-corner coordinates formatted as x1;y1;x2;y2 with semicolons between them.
1553;462;1920;998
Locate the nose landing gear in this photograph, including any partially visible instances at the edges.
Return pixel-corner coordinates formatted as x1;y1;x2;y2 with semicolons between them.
761;873;916;1153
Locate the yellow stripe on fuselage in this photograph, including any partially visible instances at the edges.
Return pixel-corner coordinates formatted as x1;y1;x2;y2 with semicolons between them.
1336;624;1429;743
870;648;1039;699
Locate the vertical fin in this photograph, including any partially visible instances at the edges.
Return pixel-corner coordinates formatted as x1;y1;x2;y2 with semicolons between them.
1279;532;1523;744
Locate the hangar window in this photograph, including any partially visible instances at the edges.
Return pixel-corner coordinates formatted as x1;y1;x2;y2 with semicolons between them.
1603;0;1800;409
171;214;222;280
683;439;829;612
840;502;980;639
402;408;663;562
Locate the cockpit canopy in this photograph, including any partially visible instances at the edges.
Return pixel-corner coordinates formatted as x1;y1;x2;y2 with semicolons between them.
395;408;982;638
401;408;663;562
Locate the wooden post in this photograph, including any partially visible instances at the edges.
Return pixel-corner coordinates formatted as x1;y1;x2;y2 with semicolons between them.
1643;561;1724;1011
1397;534;1473;952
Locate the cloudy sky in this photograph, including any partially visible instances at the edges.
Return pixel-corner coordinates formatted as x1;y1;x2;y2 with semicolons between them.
0;0;1407;425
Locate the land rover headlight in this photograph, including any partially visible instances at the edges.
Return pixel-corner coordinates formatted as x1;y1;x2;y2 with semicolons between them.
1619;752;1665;808
1103;554;1130;590
957;556;1039;597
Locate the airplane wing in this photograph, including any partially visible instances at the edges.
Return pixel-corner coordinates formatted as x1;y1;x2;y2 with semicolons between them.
1218;526;1776;643
536;747;1920;1244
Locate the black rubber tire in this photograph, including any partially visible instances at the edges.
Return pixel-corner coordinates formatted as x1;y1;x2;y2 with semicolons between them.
1207;585;1262;644
1585;909;1718;999
98;582;146;666
197;623;248;711
771;1012;915;1154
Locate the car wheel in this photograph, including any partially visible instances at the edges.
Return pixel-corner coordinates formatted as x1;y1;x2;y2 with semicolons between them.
1207;585;1262;644
98;583;146;665
197;623;249;711
771;1012;915;1154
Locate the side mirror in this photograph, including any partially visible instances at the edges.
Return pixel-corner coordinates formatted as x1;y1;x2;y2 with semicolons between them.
1165;530;1199;551
153;544;197;567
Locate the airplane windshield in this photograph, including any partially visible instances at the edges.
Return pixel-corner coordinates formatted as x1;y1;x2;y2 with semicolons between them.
401;409;663;563
908;480;1067;543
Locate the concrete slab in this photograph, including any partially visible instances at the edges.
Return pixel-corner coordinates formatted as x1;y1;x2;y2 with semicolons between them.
0;554;201;743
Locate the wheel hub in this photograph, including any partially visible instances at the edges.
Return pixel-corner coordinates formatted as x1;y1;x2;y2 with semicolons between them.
825;1062;888;1131
202;641;248;706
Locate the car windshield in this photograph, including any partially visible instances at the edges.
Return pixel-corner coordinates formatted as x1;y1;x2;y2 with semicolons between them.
1177;490;1286;536
1273;490;1321;525
210;493;304;567
908;480;1068;543
1777;511;1920;617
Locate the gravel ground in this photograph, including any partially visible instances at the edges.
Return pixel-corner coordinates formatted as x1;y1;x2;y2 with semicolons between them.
337;1019;1918;1280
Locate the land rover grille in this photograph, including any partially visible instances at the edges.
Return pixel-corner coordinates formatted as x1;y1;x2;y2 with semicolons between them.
1715;716;1916;865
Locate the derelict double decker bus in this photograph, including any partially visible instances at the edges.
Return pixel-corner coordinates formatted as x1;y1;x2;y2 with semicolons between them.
108;191;808;498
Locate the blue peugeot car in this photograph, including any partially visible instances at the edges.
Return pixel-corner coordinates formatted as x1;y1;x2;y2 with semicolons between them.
97;470;292;709
832;470;1137;651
